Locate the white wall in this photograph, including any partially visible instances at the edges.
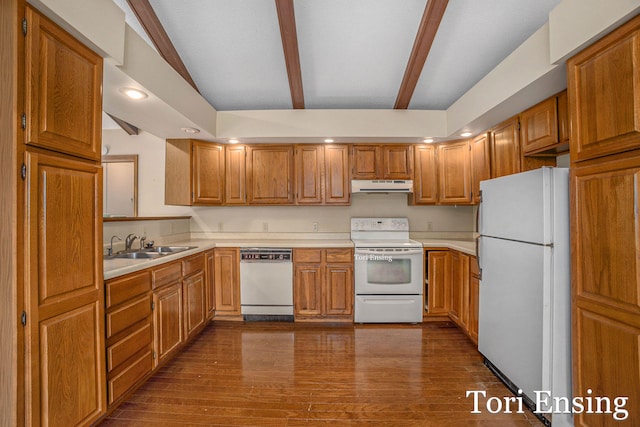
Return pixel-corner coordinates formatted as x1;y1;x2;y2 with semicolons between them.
102;129;475;235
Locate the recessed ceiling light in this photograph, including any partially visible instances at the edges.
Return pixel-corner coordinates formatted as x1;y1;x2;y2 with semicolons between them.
423;138;434;143
460;132;472;137
119;87;148;100
228;139;239;144
181;127;200;134
324;138;334;143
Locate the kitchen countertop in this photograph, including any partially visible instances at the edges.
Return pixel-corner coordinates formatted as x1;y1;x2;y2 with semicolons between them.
104;237;477;280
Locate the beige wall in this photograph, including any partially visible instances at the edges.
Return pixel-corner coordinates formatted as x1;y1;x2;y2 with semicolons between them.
103;129;475;235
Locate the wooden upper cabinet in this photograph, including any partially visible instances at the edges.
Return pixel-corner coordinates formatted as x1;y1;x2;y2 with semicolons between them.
165;139;224;206
437;140;472;204
520;91;570;156
382;145;413;179
324;145;350;204
352;144;412;180
411;145;438;205
225;145;246;205
295;145;324;204
490;117;521;178
24;5;102;161
471;133;491;204
246;145;294;204
568;15;640;163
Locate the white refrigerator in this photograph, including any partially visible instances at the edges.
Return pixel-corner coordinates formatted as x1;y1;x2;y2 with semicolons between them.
478;167;572;427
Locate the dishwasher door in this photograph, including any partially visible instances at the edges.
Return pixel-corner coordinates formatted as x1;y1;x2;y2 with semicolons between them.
239;249;293;316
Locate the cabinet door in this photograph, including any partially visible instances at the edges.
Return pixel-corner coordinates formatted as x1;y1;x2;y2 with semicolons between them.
324;145;350;205
246;145;294;204
469;273;479;345
325;264;353;316
449;252;469;329
382;145;413;179
214;248;240;314
351;145;380;179
427;251;450;315
567;15;640;162
294;264;323;316
490;117;521;178
24;6;102;161
438;140;472;204
193;141;224;205
225;145;246;205
572;154;640;425
205;250;215;320
412;145;438;204
471;133;491;204
25;151;105;426
520;96;558;155
153;282;183;365
295;145;323;204
183;272;206;339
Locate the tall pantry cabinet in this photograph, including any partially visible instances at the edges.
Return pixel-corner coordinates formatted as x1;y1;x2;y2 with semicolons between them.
567;14;640;426
20;4;106;426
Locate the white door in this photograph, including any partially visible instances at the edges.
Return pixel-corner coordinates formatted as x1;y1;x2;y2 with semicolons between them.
478;236;552;402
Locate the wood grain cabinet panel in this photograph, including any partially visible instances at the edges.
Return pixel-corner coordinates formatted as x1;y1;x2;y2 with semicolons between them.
24;150;105;426
323;145;350;204
183;271;206;339
247;145;294;204
214;248;241;315
490;117;521;178
568;15;640;162
351;145;380;179
205;250;215;320
411;145;438;205
225;145;247;205
427;251;450;315
24;5;102;161
520;96;559;154
382;145;413;179
449;252;470;329
153;282;183;366
165;139;224;206
471;133;491;204
295;145;323;204
469;256;480;345
437;140;472;204
294;248;353;320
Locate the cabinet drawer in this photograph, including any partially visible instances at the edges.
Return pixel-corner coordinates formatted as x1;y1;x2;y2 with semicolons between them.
470;256;480;277
326;248;353;263
106;294;152;339
106;271;151;309
107;322;152;372
153;261;182;289
294;249;322;263
108;350;153;405
183;253;205;277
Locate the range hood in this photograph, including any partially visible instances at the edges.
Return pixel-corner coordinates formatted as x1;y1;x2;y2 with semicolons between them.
351;180;413;193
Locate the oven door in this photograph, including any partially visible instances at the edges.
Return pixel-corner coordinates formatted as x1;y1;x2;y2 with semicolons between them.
354;247;423;295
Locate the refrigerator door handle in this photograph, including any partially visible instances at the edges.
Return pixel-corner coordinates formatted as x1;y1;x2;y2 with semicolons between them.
476;237;482;280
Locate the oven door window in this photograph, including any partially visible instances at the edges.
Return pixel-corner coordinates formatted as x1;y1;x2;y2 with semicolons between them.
367;259;412;285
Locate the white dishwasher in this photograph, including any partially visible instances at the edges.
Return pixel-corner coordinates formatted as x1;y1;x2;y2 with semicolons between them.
239;248;293;320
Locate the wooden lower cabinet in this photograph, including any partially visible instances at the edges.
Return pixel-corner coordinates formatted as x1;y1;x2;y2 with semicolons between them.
449;251;470;329
468;256;480;344
426;251;451;315
293;248;353;320
205;250;216;319
183;271;206;339
214;248;241;315
153;281;183;366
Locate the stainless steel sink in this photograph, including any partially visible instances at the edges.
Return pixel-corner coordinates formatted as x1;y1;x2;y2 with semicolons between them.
111;251;164;259
143;245;197;254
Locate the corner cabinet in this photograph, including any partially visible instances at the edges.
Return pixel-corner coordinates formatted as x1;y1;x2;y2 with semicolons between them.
165;139;224;206
246;145;294;204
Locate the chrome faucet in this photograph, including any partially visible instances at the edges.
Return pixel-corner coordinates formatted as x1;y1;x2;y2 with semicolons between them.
125;233;139;251
108;235;122;256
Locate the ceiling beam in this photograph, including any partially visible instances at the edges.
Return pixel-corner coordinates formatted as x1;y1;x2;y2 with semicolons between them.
106;113;139;135
126;0;199;93
394;0;449;109
275;0;305;109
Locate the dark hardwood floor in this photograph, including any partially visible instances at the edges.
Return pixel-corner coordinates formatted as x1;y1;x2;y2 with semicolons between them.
99;321;544;426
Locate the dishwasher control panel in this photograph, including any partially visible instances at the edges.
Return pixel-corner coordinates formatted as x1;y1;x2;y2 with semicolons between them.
240;249;292;262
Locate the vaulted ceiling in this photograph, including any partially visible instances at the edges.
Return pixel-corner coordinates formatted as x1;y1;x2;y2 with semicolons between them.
111;0;561;113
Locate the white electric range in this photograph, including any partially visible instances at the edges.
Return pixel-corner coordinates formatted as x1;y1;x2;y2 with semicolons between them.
351;218;424;323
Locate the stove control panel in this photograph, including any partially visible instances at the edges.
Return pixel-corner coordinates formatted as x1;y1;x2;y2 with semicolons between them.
351;218;409;232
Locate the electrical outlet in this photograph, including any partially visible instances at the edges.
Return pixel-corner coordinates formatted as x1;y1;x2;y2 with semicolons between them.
312;222;319;232
262;222;269;232
427;221;433;231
